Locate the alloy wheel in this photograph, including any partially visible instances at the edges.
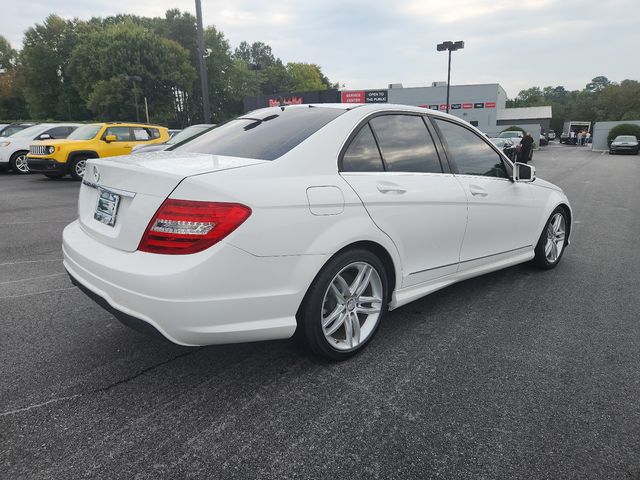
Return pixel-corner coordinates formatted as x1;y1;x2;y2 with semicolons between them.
545;212;566;263
321;261;383;351
14;154;29;174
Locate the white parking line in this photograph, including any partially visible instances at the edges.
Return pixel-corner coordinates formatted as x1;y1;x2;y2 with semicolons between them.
0;272;67;285
0;286;76;299
0;259;62;267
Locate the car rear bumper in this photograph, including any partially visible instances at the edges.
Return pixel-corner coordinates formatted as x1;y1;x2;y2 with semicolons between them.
63;220;328;346
27;157;67;173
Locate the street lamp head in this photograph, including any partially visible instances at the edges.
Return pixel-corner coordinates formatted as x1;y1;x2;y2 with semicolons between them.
437;40;464;52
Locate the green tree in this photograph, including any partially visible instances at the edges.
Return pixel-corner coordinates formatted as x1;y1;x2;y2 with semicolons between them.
586;76;612;93
607;123;640;145
286;63;328;92
593;80;640;121
0;35;18;71
68;21;196;125
20;15;89;120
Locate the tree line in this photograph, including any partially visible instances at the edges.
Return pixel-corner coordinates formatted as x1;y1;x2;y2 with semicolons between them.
508;75;640;134
0;9;337;127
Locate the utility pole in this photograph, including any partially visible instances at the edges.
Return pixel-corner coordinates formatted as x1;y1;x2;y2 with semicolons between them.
124;75;142;122
195;0;211;123
249;63;263;109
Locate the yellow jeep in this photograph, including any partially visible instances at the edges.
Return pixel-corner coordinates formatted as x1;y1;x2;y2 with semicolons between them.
27;122;169;180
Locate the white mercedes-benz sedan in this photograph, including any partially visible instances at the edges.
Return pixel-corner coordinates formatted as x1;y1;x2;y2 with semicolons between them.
63;104;572;360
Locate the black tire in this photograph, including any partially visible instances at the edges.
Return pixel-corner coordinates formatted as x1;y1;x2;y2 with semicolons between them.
9;151;30;174
609;150;615;155
533;207;568;270
45;173;65;179
297;248;389;361
69;156;88;181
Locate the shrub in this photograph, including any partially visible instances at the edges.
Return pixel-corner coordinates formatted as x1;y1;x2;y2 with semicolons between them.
607;123;640;145
502;126;525;133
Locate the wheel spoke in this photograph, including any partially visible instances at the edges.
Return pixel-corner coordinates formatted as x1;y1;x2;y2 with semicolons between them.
350;313;361;345
545;240;553;257
351;265;373;297
325;312;347;336
330;283;346;304
344;311;353;347
349;264;372;297
322;303;345;328
334;274;350;297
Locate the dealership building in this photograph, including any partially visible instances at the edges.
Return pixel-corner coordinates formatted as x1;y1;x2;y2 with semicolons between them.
244;82;551;139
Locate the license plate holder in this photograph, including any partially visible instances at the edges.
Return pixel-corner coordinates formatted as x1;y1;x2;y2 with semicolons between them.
94;189;121;227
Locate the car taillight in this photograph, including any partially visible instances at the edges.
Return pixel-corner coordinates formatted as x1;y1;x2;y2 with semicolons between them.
138;199;251;254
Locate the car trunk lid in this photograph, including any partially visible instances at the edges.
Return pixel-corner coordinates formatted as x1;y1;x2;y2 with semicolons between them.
78;152;266;252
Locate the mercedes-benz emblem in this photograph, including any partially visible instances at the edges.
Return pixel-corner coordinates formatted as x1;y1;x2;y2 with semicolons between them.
93;165;100;183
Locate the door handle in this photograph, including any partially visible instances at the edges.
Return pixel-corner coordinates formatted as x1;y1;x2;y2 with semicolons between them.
469;185;488;197
376;182;406;194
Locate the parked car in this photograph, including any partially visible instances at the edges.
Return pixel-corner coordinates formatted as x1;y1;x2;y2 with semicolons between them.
498;130;524;144
489;137;517;161
132;124;215;153
27;122;170;180
609;135;639;154
548;130;556;140
0;123;80;174
63;104;572;360
0;123;36;138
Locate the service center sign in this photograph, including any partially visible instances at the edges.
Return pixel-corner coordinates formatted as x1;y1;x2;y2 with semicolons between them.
341;90;388;103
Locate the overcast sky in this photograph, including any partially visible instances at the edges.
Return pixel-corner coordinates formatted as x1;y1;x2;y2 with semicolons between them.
2;0;639;98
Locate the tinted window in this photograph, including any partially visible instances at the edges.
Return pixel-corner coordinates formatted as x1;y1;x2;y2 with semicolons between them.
45;126;74;139
132;127;151;141
369;115;441;173
434;119;508;178
172;107;344;160
105;127;131;141
342;124;384;172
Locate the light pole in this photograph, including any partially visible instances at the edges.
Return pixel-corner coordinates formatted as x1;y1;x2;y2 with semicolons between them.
124;75;142;122
195;0;211;123
249;63;263;109
436;40;464;114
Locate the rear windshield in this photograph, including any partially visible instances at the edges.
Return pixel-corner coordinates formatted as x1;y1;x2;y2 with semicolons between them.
170;107;345;160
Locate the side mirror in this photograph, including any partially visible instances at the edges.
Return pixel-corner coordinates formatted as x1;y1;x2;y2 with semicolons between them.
38;133;51;140
104;134;117;143
513;162;535;182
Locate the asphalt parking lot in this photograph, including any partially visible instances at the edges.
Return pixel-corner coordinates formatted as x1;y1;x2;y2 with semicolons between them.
1;144;639;479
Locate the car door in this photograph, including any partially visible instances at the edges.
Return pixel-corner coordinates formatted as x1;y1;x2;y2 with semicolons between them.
432;118;540;267
102;126;134;156
340;113;468;287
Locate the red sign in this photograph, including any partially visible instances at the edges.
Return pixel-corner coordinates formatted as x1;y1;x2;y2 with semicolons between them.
484;102;496;108
341;91;365;103
439;104;448;111
269;96;303;107
462;103;473;109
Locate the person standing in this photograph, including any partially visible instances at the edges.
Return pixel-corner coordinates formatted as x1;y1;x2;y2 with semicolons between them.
519;132;534;163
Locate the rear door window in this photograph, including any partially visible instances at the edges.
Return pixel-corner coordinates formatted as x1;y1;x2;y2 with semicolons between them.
132;127;151;141
369;115;442;173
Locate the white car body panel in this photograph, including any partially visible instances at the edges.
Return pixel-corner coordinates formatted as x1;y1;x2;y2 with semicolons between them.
63;104;572;347
0;123;80;165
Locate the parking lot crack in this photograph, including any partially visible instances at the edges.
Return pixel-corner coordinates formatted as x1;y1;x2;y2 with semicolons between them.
90;348;203;395
0;348;202;418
